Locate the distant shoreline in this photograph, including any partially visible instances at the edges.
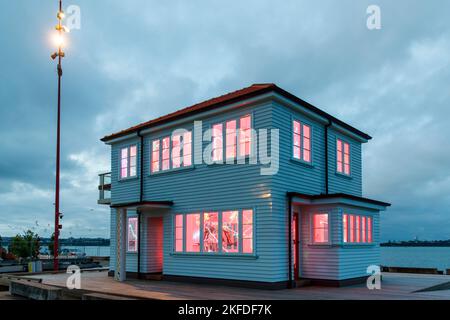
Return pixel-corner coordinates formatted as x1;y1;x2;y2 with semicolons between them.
381;242;450;247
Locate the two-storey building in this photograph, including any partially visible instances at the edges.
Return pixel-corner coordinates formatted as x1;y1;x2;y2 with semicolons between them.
99;83;390;289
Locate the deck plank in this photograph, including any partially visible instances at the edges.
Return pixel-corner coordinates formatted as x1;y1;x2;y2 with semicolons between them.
24;271;450;300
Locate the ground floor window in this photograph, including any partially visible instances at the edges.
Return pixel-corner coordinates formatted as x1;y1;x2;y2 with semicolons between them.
127;217;138;252
343;214;373;243
312;213;329;243
174;209;254;255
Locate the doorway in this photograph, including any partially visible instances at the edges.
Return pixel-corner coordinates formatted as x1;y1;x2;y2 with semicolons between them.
293;211;300;279
147;216;163;273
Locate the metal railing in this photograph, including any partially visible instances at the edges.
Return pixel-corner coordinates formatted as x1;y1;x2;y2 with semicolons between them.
98;172;111;204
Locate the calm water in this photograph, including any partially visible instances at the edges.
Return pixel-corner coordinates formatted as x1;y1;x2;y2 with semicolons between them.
381;247;450;271
2;245;110;257
3;245;450;269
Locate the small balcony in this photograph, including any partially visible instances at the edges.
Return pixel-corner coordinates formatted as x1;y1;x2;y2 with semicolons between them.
98;172;111;205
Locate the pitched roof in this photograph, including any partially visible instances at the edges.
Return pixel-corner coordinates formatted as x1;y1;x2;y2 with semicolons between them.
101;83;371;142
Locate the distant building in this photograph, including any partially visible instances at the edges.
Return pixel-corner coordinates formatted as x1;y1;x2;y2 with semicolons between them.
99;84;390;288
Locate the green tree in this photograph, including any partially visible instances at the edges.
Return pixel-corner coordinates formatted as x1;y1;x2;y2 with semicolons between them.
48;233;55;257
9;230;41;260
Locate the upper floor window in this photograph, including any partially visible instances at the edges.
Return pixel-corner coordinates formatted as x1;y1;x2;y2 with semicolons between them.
174;209;254;255
120;145;137;179
343;214;373;244
127;217;138;252
312;213;329;243
151;131;192;173
337;139;350;175
293;120;312;163
211;115;252;162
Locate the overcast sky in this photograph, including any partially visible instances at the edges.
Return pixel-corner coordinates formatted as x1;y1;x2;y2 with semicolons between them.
0;1;449;241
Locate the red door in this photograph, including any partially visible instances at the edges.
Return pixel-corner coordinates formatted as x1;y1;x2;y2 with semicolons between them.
293;212;299;279
147;217;163;273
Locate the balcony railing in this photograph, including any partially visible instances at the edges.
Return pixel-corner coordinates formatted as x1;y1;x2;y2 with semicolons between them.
98;172;111;205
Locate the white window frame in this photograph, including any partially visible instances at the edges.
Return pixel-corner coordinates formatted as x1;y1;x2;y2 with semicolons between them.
150;130;193;174
173;208;255;255
119;145;138;180
342;213;374;245
310;212;330;245
126;216;138;253
292;119;313;164
336;138;351;176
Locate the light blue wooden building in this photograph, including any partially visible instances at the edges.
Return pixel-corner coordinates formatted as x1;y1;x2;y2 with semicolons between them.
99;84;390;289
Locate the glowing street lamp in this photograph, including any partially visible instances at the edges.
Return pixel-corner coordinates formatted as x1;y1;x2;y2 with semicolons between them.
51;0;68;272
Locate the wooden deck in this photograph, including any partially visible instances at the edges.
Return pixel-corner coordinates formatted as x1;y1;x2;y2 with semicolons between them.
24;270;450;300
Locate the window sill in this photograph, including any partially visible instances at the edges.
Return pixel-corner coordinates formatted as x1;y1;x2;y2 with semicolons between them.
118;176;139;183
341;243;376;248
206;155;257;167
150;165;195;176
290;158;314;168
307;243;333;248
170;252;258;259
335;172;352;180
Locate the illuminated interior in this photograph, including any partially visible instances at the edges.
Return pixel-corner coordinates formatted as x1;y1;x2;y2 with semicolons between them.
343;214;373;243
175;209;254;254
337;139;350;174
203;212;219;252
292;120;311;163
186;213;201;252
175;214;183;252
226;120;237;159
312;213;329;243
151;140;160;172
212;123;223;161
239;115;251;156
127;217;138;252
120;145;137;178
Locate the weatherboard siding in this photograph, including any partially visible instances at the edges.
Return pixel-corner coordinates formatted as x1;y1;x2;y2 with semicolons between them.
108;96;378;283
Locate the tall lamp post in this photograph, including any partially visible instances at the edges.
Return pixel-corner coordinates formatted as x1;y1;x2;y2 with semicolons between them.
51;0;67;271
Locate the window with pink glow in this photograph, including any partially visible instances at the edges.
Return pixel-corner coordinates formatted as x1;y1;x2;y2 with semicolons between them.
151;140;160;173
343;214;348;243
127;217;138;252
212;123;223;161
175;214;183;252
349;215;355;242
203;212;219;252
239;115;252;157
222;211;239;252
172;135;181;169
226;120;237;160
355;216;361;242
120;147;128;178
293;120;301;159
292;120;311;163
302;124;311;162
120;145;137;178
186;213;200;252
162;137;170;170
242;209;253;254
129;146;137;177
337;139;350;175
368;217;372;243
312;213;329;243
183;131;192;166
344;214;373;244
362;216;366;243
